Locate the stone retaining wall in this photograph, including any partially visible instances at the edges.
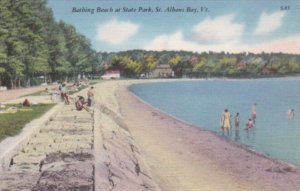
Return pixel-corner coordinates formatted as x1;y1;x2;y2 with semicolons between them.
0;81;161;191
94;107;161;191
0;104;95;191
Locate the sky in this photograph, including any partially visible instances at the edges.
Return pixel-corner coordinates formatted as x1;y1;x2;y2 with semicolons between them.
47;0;300;54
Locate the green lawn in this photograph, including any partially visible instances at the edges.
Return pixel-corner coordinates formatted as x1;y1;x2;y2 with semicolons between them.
0;104;55;141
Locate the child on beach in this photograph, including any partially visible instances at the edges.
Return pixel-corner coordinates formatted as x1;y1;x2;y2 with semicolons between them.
246;118;254;129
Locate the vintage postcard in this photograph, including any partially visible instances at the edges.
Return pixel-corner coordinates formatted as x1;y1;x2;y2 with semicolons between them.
0;0;299;190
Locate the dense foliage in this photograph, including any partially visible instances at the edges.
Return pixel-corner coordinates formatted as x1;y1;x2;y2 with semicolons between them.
101;50;300;78
0;0;101;89
1;1;299;88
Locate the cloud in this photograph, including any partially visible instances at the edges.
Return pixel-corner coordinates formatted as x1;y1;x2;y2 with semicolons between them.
144;12;298;54
248;35;300;54
144;31;300;54
254;11;285;35
144;30;240;52
96;19;139;45
192;14;244;43
144;31;192;51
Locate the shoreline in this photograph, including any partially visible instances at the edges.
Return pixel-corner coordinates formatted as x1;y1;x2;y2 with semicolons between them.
128;78;300;166
112;79;300;191
128;84;299;167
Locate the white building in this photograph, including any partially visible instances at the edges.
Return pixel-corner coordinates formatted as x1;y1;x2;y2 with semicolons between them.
101;70;121;80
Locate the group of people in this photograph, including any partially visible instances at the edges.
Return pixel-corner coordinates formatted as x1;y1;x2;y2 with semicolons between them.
75;86;95;111
220;103;257;133
220;103;295;133
58;82;95;112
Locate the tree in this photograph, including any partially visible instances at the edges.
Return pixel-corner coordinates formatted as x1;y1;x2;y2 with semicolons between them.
193;57;207;77
11;0;50;86
287;58;300;73
168;54;183;77
47;23;71;82
219;57;237;76
145;54;157;72
108;55;141;77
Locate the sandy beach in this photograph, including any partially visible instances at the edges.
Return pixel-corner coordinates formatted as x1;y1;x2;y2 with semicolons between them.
93;79;300;191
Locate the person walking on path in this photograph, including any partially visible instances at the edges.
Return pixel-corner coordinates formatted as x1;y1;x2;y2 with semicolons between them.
87;86;94;107
61;83;70;105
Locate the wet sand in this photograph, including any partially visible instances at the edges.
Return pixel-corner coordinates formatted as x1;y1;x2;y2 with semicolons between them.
112;80;300;191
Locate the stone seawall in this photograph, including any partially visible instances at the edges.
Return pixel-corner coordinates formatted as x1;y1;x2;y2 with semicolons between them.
0;82;161;191
0;104;95;190
0;103;65;171
94;106;161;191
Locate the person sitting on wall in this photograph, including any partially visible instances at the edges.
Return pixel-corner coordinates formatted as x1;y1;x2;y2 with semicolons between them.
75;96;90;112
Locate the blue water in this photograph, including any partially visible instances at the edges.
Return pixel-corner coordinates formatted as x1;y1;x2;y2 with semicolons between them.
129;78;300;165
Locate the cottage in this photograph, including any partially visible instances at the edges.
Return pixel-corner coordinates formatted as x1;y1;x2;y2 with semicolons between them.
152;64;174;78
237;60;247;70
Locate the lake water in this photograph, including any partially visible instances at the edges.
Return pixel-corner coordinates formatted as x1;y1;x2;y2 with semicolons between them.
129;78;300;165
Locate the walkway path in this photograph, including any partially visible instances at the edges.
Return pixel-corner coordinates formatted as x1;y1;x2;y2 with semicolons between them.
0;85;57;103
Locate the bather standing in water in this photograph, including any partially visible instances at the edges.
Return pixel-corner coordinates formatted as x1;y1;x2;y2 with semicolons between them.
288;109;294;120
234;112;240;128
246;118;254;129
251;103;257;123
222;109;231;134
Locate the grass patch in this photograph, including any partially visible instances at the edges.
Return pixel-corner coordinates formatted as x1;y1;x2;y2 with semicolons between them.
0;104;55;141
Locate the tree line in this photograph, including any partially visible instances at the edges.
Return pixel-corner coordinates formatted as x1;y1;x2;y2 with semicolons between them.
1;0;299;89
101;50;300;78
0;0;101;89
